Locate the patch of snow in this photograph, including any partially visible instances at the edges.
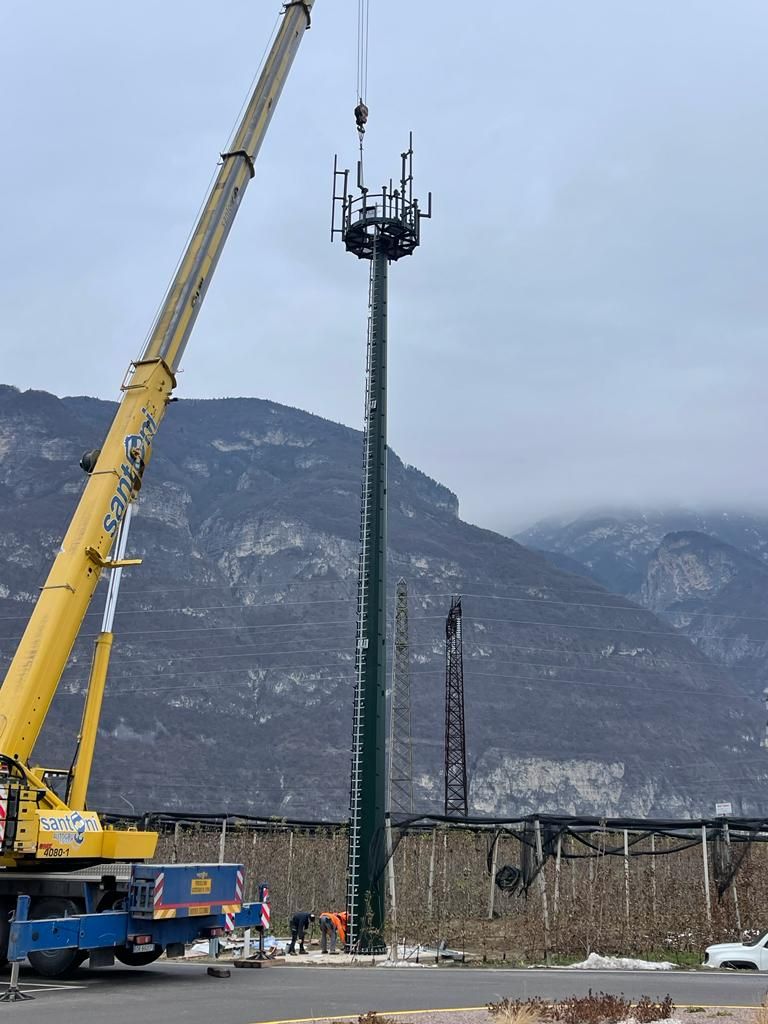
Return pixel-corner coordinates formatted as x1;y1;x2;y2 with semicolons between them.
295;454;329;469
185;941;210;958
211;438;251;452
618;1019;685;1024
378;960;425;968
568;952;674;970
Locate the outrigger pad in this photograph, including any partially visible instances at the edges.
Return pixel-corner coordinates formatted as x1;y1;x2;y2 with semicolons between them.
0;986;34;1002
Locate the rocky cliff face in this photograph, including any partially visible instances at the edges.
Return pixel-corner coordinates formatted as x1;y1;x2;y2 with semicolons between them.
518;511;768;699
1;387;766;818
518;510;768;597
641;531;768;693
642;531;755;611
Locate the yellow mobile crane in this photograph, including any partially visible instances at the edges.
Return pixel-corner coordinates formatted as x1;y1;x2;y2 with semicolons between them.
0;0;315;979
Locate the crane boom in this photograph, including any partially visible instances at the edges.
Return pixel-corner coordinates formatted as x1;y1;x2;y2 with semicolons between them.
0;1;314;863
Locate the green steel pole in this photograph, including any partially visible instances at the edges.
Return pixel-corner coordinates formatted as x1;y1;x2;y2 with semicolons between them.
348;240;388;953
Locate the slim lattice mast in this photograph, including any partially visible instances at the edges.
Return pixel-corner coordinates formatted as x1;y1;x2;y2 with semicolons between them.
388;578;414;818
332;138;431;953
444;596;468;818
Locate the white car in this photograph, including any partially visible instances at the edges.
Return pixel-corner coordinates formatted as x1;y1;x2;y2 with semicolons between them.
704;934;768;970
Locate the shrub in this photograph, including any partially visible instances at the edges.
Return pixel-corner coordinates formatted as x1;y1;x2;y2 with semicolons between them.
488;992;675;1024
487;998;551;1024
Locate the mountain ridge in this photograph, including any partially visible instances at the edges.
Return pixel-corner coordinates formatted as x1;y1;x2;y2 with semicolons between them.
517;510;768;700
1;389;765;818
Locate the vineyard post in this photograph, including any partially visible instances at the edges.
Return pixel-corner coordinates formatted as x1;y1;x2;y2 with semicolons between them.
436;829;447;961
553;833;563;925
385;814;397;945
218;818;227;864
587;853;595;953
441;830;448;903
534;818;551;963
172;821;180;864
286;830;294;912
723;823;742;932
209;819;227;957
487;831;499;919
427;828;436;918
623;829;630;928
310;834;318;916
701;825;712;925
650;833;657;921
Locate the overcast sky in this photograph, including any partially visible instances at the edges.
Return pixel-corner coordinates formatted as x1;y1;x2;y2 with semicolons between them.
2;2;768;533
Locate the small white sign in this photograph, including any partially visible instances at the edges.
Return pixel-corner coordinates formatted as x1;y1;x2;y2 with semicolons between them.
715;801;733;816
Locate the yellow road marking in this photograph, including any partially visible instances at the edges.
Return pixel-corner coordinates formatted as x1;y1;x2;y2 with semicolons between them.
251;1010;486;1024
251;1002;765;1024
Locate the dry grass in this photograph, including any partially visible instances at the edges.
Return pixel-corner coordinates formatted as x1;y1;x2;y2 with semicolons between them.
356;1014;411;1024
753;999;768;1024
488;994;674;1024
487;1001;545;1024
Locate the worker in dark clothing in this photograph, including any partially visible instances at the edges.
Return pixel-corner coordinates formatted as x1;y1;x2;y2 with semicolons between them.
287;910;314;955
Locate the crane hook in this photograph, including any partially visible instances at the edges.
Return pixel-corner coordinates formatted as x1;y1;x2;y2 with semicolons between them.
354;99;369;143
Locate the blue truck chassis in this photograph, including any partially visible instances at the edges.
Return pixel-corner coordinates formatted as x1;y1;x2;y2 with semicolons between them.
0;862;267;998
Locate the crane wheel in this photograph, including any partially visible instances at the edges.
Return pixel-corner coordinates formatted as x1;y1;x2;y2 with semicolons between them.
96;891;162;967
114;946;163;967
27;897;87;978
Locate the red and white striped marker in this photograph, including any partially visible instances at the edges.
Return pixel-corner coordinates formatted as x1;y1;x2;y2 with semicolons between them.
0;786;7;848
153;872;165;909
224;913;235;933
260;884;271;931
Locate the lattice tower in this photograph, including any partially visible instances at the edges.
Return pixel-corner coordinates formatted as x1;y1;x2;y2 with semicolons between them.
444;596;468;817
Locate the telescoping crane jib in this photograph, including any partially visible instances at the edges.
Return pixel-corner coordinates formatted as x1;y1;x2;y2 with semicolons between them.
0;1;314;870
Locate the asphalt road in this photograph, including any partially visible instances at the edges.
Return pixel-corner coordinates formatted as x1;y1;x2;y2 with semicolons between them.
2;963;768;1024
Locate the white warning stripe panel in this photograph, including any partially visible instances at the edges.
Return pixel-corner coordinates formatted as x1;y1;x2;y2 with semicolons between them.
153;872;165;906
224;913;235;933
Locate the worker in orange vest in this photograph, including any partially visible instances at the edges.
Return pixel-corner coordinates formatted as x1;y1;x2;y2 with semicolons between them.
319;910;348;954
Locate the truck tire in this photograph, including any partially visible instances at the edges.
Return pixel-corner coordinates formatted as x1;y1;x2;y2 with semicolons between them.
114;946;163;967
95;891;162;967
27;897;86;978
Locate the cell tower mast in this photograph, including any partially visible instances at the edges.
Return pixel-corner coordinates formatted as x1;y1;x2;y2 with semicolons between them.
388;577;414;818
332;139;431;953
444;596;468;818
